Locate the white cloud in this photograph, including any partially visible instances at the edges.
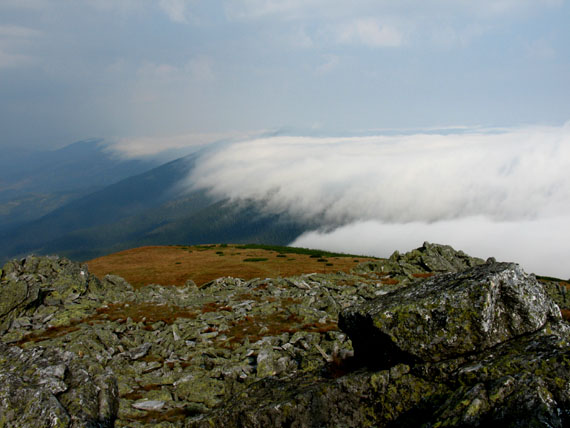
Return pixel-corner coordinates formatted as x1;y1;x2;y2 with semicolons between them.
224;0;327;21
0;24;41;69
0;50;35;68
225;1;562;22
223;0;563;50
184;123;570;277
337;18;404;47
0;0;50;9
188;124;570;226
527;38;556;59
315;54;339;75
288;27;315;48
0;25;41;38
158;0;190;23
291;216;570;278
456;0;563;16
129;57;215;104
137;62;180;78
184;57;215;81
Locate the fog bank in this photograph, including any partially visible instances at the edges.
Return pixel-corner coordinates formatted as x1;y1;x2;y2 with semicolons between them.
187;123;570;277
291;217;570;278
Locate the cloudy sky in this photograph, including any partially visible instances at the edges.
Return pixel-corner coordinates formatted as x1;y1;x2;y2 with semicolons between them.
2;1;570;276
1;0;569;150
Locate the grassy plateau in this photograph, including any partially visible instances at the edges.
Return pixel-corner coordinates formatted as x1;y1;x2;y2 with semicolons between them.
87;243;379;288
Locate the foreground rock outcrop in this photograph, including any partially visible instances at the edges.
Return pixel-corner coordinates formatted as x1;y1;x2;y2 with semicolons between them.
1;243;569;427
340;261;560;365
197;261;569;427
0;343;118;427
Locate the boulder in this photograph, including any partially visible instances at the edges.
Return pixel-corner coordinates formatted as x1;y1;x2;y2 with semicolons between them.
339;261;561;365
352;241;484;277
0;256;99;333
423;322;570;427
0;342;118;427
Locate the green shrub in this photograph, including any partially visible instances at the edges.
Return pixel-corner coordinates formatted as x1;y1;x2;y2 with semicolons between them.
234;244;375;259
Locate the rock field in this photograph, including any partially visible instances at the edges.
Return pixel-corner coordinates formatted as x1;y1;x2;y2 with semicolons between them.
1;242;569;427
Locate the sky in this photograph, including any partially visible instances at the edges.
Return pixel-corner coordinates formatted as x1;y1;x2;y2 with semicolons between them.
1;1;570;276
1;0;569;150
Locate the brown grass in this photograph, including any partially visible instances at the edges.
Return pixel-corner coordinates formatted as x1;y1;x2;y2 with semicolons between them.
15;324;81;345
412;272;436;278
15;301;199;345
221;312;338;347
87;244;378;288
94;302;197;324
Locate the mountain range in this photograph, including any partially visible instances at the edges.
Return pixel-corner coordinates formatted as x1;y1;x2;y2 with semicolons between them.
0;140;308;262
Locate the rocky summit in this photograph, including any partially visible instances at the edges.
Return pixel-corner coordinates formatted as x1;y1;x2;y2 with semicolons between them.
0;243;569;427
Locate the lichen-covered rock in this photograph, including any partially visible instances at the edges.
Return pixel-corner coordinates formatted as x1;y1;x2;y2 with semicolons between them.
340;261;561;365
0;255;99;333
540;278;570;315
192;321;570;428
0;342;118;427
422;321;570;427
353;241;484;278
1;248;569;428
190;364;450;428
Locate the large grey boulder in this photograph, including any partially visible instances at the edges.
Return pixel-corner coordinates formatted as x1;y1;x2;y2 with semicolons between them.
352;241;484;277
0;255;99;333
339;261;561;365
0;343;118;427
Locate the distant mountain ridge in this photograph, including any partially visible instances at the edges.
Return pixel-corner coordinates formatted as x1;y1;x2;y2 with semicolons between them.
0;139;160;230
0;141;309;262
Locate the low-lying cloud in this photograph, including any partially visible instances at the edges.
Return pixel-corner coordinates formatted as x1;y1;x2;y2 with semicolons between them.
292;217;570;278
187;123;570;277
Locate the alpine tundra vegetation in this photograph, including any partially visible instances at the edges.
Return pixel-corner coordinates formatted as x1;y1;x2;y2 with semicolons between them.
0;243;569;427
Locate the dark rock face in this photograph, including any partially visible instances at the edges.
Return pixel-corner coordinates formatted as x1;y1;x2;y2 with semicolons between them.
1;244;569;427
425;324;570;427
0;343;118;428
339;261;561;364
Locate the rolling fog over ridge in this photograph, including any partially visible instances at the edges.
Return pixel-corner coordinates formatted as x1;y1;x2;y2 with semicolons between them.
102;123;570;279
1;124;569;278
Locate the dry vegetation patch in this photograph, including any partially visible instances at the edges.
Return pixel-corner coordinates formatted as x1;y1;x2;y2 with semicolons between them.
87;244;378;288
